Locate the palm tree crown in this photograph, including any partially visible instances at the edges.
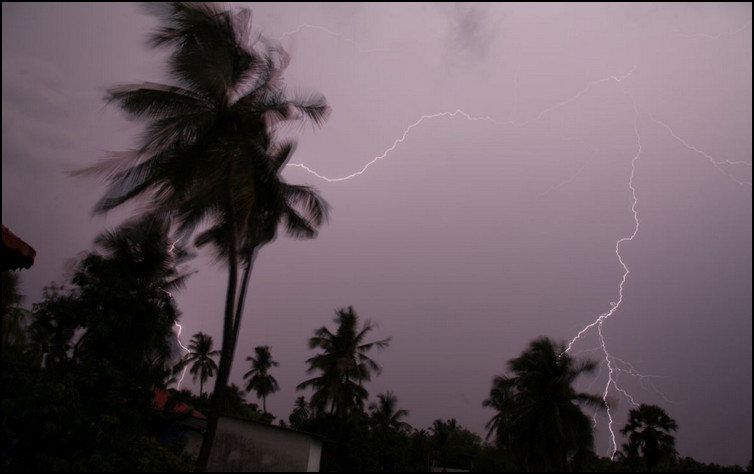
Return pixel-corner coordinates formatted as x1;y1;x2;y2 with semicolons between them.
288;396;311;428
92;215;192;296
620;403;678;472
297;306;391;418
243;345;279;414
482;375;517;447
484;336;604;471
185;332;220;396
369;391;410;434
80;216;192;383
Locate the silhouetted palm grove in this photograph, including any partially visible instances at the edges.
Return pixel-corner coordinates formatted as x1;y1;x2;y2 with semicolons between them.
1;3;750;472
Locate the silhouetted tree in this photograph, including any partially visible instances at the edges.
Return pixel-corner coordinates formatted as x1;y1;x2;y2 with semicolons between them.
429;418;483;471
77;3;330;469
184;332;220;396
483;375;517;448
222;383;247;413
485;336;604;471
69;215;192;385
288;395;311;429
243;345;279;414
297;306;391;419
2;217;192;471
406;429;433;472
621;403;678;472
369;391;411;434
369;391;411;471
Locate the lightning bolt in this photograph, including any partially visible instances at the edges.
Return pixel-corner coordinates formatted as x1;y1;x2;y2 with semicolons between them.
651;116;752;186
275;20;750;461
610;356;673;405
283;64;648;457
520;67;636;126
174;321;190;389
164;237;193;389
282;59;646;457
286;69;636;182
563;81;642;458
287;110;507;182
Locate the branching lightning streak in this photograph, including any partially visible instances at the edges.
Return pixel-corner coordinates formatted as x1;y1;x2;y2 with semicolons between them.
520;67;636;126
611;356;673;404
286;70;636;182
174;321;190;389
565;84;642;458
287;110;509;181
652;116;752;186
278;20;666;457
280;47;645;455
165;238;191;389
275;20;749;460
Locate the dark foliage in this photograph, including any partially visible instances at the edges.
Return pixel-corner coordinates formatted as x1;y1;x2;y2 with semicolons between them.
1;218;192;471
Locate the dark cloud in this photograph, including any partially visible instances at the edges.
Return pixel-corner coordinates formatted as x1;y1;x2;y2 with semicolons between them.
437;3;501;61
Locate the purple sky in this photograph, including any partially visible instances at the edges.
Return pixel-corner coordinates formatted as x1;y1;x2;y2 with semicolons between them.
3;3;751;466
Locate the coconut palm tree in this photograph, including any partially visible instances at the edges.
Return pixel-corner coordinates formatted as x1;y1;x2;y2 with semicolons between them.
297;306;391;419
243;345;279;414
482;375;517;448
288;396;311;428
429;418;482;471
73;216;192;380
368;391;410;470
21;215;191;388
369;391;410;434
491;337;605;471
185;332;220;397
76;3;329;469
620;404;678;472
193;140;329;358
222;382;247;413
92;215;192;298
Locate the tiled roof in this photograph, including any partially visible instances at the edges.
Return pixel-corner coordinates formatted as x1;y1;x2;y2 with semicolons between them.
2;225;36;271
152;388;206;420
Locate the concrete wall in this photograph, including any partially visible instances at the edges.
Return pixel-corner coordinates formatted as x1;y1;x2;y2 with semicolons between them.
184;415;322;472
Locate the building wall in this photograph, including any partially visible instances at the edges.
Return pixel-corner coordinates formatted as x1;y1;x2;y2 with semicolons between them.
184;416;322;472
306;440;322;473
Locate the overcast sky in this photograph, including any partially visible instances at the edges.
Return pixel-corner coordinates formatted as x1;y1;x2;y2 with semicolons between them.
3;2;751;466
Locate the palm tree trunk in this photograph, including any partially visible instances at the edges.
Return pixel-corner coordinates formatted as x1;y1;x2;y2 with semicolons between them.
196;171;241;472
231;246;258;353
341;372;350;420
232;247;260;416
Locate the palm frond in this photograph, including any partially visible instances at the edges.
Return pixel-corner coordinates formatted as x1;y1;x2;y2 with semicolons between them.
146;2;257;101
283;183;330;227
107;82;210;120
